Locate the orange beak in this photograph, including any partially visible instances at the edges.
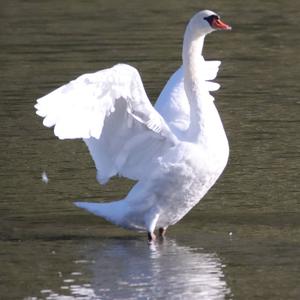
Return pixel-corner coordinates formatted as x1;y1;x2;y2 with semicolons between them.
212;18;232;30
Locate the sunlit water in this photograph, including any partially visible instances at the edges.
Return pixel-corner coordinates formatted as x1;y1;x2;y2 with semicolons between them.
0;0;299;299
26;239;229;300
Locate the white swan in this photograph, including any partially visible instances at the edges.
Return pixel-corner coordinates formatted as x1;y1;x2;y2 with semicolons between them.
35;10;231;242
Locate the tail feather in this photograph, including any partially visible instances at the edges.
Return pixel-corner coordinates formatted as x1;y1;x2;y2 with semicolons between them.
74;200;129;227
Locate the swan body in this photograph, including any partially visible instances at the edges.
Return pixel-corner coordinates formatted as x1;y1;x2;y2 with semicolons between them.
35;10;231;241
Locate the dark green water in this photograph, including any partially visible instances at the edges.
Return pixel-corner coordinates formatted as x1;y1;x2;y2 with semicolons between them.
0;0;299;299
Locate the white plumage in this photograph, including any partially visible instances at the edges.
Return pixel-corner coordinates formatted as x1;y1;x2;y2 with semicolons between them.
35;10;231;241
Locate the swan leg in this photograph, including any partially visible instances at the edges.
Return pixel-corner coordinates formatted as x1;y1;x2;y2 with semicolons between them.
158;227;167;239
145;211;160;243
147;232;156;243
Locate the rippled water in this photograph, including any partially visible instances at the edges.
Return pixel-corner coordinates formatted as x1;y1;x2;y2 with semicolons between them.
32;239;230;300
0;0;299;299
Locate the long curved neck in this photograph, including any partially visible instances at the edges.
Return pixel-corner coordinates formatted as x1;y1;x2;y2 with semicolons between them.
183;26;212;143
182;27;205;76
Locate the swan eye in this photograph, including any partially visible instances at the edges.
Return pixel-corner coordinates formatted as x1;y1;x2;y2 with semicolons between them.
204;15;219;27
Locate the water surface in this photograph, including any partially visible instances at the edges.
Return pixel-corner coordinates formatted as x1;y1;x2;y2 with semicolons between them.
0;0;299;299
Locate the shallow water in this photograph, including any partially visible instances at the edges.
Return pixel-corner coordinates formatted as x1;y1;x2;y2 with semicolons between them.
0;0;299;299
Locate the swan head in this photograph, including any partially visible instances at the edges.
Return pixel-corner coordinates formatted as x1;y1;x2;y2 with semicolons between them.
188;10;231;37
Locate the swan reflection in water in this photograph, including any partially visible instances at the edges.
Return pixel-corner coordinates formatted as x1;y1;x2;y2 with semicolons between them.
36;238;230;299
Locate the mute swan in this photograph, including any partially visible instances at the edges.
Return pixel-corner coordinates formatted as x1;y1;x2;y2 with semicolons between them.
35;10;231;242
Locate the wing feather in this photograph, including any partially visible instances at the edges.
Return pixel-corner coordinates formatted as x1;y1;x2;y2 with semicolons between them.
155;59;221;136
35;64;177;183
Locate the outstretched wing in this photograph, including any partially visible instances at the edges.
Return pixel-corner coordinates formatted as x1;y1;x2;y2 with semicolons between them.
155;60;221;137
35;64;177;184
